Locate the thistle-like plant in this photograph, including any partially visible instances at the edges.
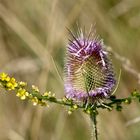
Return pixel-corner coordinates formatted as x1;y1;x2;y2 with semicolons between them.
65;27;116;102
0;27;140;140
65;27;117;139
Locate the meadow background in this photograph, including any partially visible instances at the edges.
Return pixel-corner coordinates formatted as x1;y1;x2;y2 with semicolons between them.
0;0;140;140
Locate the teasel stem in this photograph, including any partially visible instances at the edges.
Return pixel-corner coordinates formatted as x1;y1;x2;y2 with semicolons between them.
83;70;98;140
90;105;98;140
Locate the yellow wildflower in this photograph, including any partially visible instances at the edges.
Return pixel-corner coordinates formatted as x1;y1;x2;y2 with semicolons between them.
28;93;33;99
73;104;78;109
62;97;67;102
6;83;14;90
31;97;39;106
10;78;18;87
6;77;18;90
68;110;72;115
19;81;27;87
86;109;91;114
32;85;39;92
16;88;29;100
43;91;52;97
0;73;10;82
38;100;48;106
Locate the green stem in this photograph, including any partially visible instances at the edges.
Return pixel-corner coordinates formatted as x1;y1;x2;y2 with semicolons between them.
31;93;131;109
90;107;98;140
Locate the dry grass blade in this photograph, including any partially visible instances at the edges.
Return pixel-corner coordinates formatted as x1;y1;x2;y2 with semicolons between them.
0;3;63;83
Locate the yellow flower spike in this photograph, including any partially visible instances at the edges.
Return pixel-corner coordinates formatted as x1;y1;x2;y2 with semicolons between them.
43;92;48;96
5;76;10;82
31;97;39;106
25;92;29;97
62;97;67;102
0;73;10;82
6;77;18;90
10;78;16;83
28;93;33;99
68;110;72;115
48;91;52;97
43;91;51;97
86;110;91;114
32;85;39;92
38;100;48;106
6;83;13;90
20;95;26;100
52;93;55;97
19;81;27;87
16;88;28;100
73;104;78;109
0;73;7;79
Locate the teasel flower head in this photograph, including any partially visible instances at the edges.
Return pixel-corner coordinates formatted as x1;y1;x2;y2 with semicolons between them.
64;27;116;103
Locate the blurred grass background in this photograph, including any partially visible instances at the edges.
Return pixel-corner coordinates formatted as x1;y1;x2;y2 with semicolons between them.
0;0;140;140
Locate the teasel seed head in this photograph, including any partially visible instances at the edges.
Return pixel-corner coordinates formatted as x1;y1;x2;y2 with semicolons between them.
64;27;116;103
